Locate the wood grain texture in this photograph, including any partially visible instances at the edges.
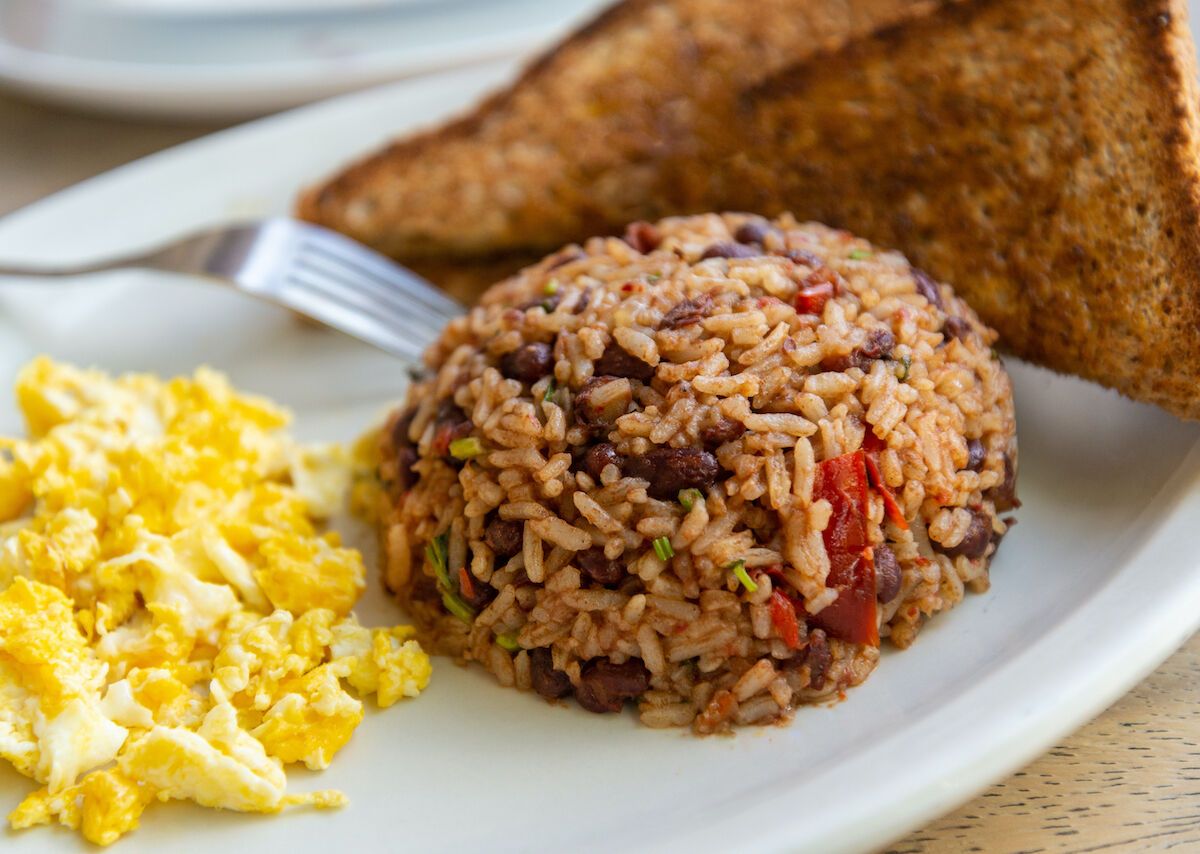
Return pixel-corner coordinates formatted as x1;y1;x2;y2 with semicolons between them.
0;90;1196;854
889;631;1200;853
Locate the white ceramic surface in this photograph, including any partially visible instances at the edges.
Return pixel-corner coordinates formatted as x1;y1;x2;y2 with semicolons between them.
0;0;607;119
2;58;1200;854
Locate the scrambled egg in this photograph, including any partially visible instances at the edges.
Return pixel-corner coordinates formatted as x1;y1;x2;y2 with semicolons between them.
0;358;431;846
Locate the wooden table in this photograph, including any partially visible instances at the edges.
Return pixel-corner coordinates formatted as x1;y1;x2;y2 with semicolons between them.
2;89;1197;854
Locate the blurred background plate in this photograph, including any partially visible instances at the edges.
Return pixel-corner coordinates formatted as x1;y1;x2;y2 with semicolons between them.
0;0;610;120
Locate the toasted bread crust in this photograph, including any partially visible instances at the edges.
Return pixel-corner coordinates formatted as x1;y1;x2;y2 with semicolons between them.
297;0;936;258
300;0;1200;418
730;0;1200;417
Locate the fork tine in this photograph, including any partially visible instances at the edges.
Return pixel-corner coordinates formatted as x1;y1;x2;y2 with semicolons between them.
296;224;465;317
292;250;455;332
282;269;446;349
276;273;434;361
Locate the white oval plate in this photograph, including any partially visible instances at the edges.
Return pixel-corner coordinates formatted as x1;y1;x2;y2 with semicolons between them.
0;0;608;120
2;54;1200;854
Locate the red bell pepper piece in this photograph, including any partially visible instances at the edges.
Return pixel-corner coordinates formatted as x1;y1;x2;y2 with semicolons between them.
864;453;909;530
793;281;835;315
811;450;879;646
769;590;801;650
861;429;886;455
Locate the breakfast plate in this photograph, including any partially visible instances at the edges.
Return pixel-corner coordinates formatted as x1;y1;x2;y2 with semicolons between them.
3;57;1200;854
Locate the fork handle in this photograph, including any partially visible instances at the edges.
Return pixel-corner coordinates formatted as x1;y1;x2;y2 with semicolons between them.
0;224;259;280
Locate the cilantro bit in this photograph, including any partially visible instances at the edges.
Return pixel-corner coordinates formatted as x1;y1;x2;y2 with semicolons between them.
895;355;912;382
652;536;675;561
542;378;557;404
729;560;758;593
678;488;703;511
495;632;521;652
848;249;872;260
449;436;485;460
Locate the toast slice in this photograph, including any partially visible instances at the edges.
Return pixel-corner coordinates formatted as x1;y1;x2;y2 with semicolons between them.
301;0;1200;418
297;0;937;260
727;0;1200;418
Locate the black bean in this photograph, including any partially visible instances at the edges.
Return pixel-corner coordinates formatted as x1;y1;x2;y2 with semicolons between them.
500;342;554;383
623;221;662;254
803;629;831;689
987;453;1020;512
734;221;772;245
573;287;593;315
912;267;944;309
573;376;633;428
943;316;972;342
859;328;896;359
821;328;895;372
699;418;746;447
781;248;824;268
658;294;713;330
484;518;523;557
583;443;623;481
529;648;573;699
623;448;720;499
458;571;497;610
700;241;759;260
966;438;986;472
933;511;993;559
575;658;650;713
874;544;902;603
594;341;656;382
576;546;625;586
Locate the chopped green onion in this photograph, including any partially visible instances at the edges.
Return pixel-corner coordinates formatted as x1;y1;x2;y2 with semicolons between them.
425;533;450;589
542;378;557;404
678;488;703;511
848;249;872;260
449;436;485;460
544;278;560;295
729;560;758;593
652;536;675;561
428;532;475;623
442;591;476;624
646;273;661;283
495;632;521;651
895;355;912;383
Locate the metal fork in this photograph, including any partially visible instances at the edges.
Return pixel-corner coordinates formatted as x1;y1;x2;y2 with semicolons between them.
0;217;465;362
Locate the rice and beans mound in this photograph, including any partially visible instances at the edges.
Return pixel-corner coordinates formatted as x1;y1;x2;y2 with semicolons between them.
377;213;1018;734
